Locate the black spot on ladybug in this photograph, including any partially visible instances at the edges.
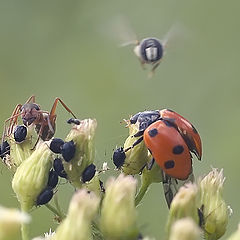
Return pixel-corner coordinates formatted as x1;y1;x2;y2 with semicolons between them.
172;145;184;154
164;160;175;169
14;125;27;143
113;147;126;168
148;128;158;137
191;124;198;134
162;119;175;127
50;138;65;154
61;140;76;162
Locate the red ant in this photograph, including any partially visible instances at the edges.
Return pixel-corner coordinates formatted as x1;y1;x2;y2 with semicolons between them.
2;95;76;146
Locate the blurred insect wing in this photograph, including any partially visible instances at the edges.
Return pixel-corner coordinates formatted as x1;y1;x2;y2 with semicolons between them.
162;171;195;208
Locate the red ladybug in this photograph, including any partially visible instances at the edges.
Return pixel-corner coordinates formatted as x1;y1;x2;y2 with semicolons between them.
143;120;192;180
127;109;202;180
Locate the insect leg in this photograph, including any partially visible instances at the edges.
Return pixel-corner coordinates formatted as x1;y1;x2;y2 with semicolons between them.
50;98;77;119
124;136;144;152
1;104;22;144
25;95;36;103
149;61;161;78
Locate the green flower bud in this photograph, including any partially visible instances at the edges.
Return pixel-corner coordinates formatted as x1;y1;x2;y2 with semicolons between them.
199;168;229;240
0;205;30;240
135;160;163;205
100;174;139;240
83;175;103;197
4;126;34;171
227;224;240;240
52;189;100;240
62;119;97;188
166;183;199;236
169;218;201;240
12;141;53;211
122;124;151;175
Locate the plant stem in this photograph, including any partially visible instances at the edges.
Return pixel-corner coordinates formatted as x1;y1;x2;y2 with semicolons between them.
21;220;30;240
135;180;150;206
54;194;65;220
45;203;65;221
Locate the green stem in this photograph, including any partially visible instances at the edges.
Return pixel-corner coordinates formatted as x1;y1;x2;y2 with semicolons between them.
21;217;30;240
135;180;150;206
54;194;65;219
45;203;65;221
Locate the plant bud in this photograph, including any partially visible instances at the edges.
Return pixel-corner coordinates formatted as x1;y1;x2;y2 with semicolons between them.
0;205;30;240
100;174;139;240
4;125;34;171
122;124;151;175
52;189;100;240
199;168;229;240
12;141;53;211
62;119;97;188
169;218;201;240
166;183;199;236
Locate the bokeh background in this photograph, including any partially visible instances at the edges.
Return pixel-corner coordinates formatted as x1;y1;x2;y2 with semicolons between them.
0;0;239;239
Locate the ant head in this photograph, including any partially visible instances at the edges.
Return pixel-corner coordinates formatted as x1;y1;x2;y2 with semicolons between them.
21;103;40;126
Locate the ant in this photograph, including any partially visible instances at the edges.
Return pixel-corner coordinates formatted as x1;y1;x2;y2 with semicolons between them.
2;95;76;146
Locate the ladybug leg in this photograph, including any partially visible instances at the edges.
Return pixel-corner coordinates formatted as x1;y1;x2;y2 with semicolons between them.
124;136;144;152
147;158;155;170
133;130;144;137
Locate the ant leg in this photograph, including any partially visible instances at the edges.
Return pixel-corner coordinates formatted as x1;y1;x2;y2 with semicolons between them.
50;98;77;119
124;136;144;152
1;105;22;144
8;104;22;136
25;95;36;103
46;114;55;133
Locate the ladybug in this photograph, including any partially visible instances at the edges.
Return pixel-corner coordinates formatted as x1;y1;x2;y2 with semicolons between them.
127;109;202;180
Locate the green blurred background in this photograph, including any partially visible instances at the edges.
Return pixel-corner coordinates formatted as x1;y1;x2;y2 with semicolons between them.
0;0;239;239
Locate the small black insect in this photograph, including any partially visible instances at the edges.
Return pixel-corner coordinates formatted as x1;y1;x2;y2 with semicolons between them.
50;138;65;154
61;140;76;162
67;118;81;125
82;164;96;183
0;141;10;159
14;125;28;143
36;187;53;205
47;169;59;188
53;158;67;178
113;147;126;168
99;180;105;193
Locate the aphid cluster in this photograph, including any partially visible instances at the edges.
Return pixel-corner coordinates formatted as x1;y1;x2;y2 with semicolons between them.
49;138;97;183
36;169;59;205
